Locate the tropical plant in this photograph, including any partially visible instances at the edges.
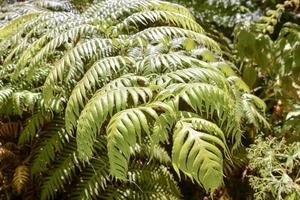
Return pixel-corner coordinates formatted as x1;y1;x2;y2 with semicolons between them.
233;0;300;142
0;0;268;199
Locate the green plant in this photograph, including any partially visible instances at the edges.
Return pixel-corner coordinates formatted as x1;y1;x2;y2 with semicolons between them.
0;0;267;199
0;0;76;29
233;2;300;142
247;137;300;200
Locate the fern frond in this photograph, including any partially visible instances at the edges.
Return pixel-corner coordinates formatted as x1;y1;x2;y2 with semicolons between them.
17;16;95;54
0;87;13;105
242;93;267;111
70;157;110;200
76;87;153;160
127;162;180;200
43;38;122;100
150;1;195;20
136;52;211;75
227;76;250;93
0;146;17;160
107;102;173;179
40;142;79;200
130;26;220;53
211;62;237;77
18;10;78;36
161;83;239;133
33;0;77;13
18;111;53;144
83;0;152;19
0;121;22;139
172;118;229;193
116;10;203;34
103;161;180;200
10;90;42;115
31;117;68;175
0;12;41;39
153;67;228;90
13;24;101;79
12;165;30;194
0;1;269;198
241;98;270;129
65;56;136;133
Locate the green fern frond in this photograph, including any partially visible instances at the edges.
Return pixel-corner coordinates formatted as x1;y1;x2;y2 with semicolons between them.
43;38;123;100
107;103;173;179
33;0;77;13
64;55;139;133
18;112;53;144
13;24;101;79
31;117;68;175
0;1;269;198
130;26;220;53
242;93;267;111
136;52;213;75
103;161;180;200
0;12;41;39
70;157;110;200
83;0;152;19
153;67;228;90
161;83;234;122
116;10;203;34
0;87;13;105
40;142;79;200
150;1;195;20
10;91;42;115
172;118;228;193
76;87;153;160
211;62;237;77
126;162;180;200
227;76;250;93
241;99;270;129
65;74;148;133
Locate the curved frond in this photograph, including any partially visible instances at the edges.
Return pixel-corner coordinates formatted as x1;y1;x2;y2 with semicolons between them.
18;112;53;144
116;10;204;34
70;157;110;200
153;67;229;90
65;56;135;132
172;118;229;193
0;88;13;105
76;87;153;160
31;117;68;175
13;165;30;194
107;103;173;179
40;142;79;200
43;38;122;100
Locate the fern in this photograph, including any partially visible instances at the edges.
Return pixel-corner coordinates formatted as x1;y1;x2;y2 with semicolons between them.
0;0;268;198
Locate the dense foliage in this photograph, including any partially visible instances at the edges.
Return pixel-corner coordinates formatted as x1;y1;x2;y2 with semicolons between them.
248;137;300;199
0;0;299;200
